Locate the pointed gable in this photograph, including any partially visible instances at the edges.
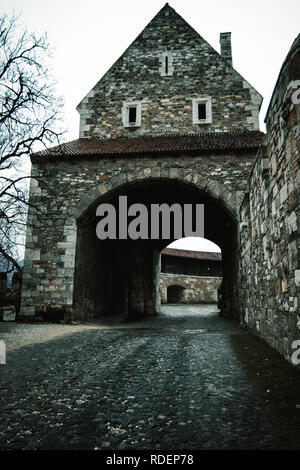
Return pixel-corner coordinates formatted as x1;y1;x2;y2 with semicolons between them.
77;3;262;138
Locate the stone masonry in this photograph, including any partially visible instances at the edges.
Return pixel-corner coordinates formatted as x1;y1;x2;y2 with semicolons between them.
239;34;300;365
77;4;262;138
21;148;258;320
160;273;222;304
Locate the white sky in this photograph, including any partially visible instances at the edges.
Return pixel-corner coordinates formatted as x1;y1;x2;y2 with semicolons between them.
2;0;299;253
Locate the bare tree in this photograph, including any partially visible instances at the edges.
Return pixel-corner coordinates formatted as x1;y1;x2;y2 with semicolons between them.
0;13;64;272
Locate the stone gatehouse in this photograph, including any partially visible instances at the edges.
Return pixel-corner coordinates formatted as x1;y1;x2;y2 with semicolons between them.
20;4;300;365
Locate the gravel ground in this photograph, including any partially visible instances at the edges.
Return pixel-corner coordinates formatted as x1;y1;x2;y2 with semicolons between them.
0;305;297;450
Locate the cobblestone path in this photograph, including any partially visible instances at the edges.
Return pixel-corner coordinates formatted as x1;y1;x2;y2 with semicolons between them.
0;305;293;450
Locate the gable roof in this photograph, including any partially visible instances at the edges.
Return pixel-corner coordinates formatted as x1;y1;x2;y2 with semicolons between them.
77;3;262;111
31;130;264;161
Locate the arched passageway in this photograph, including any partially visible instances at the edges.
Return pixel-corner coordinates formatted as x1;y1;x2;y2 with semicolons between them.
167;285;186;303
73;179;237;320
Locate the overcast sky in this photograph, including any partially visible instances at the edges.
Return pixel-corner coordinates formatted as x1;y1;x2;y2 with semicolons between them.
2;0;299;253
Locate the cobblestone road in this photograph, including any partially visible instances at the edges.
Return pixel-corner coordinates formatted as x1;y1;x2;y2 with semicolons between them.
0;305;296;450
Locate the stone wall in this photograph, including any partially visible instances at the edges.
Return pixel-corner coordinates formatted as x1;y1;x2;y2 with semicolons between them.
160;273;222;304
239;35;300;365
77;4;261;138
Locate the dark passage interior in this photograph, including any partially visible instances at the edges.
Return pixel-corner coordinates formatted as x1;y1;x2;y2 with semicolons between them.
73;179;238;320
167;285;186;304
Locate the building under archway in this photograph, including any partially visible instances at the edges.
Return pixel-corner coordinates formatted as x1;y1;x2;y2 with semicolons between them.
160;246;222;305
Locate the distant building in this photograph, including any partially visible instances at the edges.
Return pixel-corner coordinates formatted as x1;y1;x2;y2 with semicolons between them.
160;248;222;304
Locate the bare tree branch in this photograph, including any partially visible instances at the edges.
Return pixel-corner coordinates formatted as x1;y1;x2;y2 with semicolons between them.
0;244;22;271
0;12;65;272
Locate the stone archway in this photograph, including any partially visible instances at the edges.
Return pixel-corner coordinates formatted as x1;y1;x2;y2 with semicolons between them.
21;145;255;320
71;174;238;320
70;172;238;222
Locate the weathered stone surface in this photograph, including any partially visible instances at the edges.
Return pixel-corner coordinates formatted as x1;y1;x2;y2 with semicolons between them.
77;4;261;138
20;154;256;320
239;34;300;365
1;305;16;322
160;273;221;303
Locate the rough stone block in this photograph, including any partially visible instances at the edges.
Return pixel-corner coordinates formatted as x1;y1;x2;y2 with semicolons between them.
1;305;16;321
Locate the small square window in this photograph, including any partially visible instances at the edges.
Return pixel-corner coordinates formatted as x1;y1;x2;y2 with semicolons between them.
122;101;142;128
192;98;212;124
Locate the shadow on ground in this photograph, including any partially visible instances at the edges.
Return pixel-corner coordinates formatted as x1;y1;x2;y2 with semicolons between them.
230;332;300;449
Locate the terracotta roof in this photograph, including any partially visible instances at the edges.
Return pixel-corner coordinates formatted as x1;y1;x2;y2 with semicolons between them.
31;131;264;161
161;248;222;261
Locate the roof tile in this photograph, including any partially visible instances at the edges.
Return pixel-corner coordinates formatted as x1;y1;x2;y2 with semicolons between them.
162;247;222;261
32;131;264;161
